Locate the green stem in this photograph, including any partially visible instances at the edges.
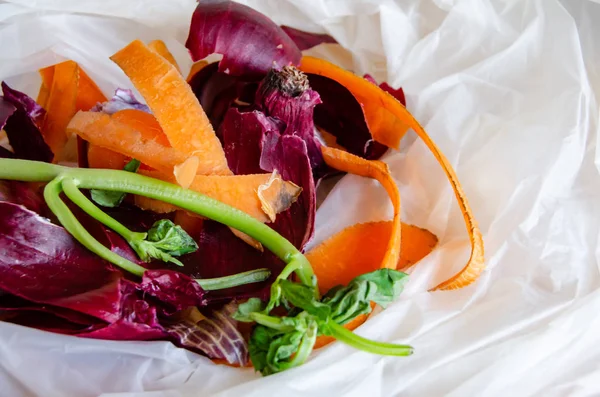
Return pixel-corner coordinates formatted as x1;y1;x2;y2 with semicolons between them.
198;269;271;291
250;313;297;332
0;159;315;287
43;178;148;277
278;321;317;371
328;322;414;356
61;178;144;242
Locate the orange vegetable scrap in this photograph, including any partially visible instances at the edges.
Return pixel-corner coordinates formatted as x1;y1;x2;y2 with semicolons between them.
37;60;107;162
321;146;403;272
301;56;484;290
36;66;55;109
67;110;198;188
148;39;180;73
306;221;438;294
110;40;231;176
76;67;108;111
39;61;79;161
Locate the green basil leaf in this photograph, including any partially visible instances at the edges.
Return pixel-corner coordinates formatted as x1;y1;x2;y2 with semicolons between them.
322;269;408;325
146;219;198;256
352;269;409;308
90;159;140;207
232;298;266;322
279;279;330;320
249;315;318;376
130;219;198;266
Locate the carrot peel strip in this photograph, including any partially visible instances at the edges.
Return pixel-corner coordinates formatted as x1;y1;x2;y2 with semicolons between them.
109;40;231;176
306;220;438;294
321;146;402;272
41;60;79;161
148;39;180;73
300;56;485;291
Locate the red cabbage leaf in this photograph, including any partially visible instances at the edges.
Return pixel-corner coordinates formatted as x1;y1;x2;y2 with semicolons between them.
91;88;150;114
140;270;207;311
185;0;301;77
165;301;248;365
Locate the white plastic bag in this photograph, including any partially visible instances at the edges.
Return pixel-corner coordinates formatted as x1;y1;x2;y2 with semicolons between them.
1;0;600;396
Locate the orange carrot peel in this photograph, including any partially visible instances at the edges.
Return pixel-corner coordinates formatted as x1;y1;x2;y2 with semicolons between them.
300;56;485;291
109;40;231;176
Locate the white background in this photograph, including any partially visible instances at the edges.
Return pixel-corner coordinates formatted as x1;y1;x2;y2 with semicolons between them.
1;0;600;396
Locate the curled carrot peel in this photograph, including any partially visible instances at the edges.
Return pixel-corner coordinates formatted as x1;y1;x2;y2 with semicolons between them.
301;56;485;290
321;146;402;272
148;39;180;73
306;221;438;294
110;40;231;176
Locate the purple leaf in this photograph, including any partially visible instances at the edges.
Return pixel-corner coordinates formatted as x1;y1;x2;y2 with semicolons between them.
92;88;150;114
165;301;248;365
2;309;103;335
1;82;53;162
183;220;281;299
0;179;46;214
281;25;337;51
307;73;388;160
140;270;207;311
0;202;163;333
80;317;167;340
0;294;104;328
185;0;301;77
0;202;123;308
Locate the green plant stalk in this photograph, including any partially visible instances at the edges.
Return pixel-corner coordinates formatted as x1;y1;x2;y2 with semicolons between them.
250;313;297;332
62;178;145;242
44;177;272;290
327;322;414;356
199;269;272;291
277;321;318;371
43;178;148;277
0;158;314;286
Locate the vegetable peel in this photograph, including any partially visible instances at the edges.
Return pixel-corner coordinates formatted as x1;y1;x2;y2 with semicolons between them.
301;56;485;290
110;39;231;176
321;146;402;272
306;221;438;293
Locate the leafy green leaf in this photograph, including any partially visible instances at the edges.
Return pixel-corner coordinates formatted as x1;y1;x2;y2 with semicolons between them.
90;159;140;207
130;219;198;266
146;219;198;256
322;269;408;325
249;313;318;376
279;279;330;320
352;269;409;308
233;298;266;322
